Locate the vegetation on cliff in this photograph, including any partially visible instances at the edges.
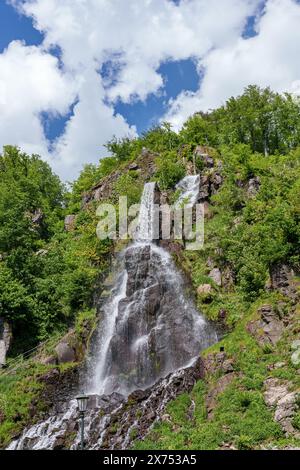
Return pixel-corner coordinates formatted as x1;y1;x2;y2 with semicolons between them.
0;85;299;449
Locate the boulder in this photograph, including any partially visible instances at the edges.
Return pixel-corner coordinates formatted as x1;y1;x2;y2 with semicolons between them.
55;341;76;364
222;266;236;291
291;340;300;350
198;175;210;200
35;249;48;257
211;173;223;194
208;267;222;286
291;349;300;366
291;339;300;365
40;355;57;366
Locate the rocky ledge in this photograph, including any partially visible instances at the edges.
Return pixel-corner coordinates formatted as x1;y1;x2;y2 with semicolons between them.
7;357;205;450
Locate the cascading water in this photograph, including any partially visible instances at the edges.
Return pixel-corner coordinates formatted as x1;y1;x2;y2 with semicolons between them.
175;175;200;208
86;179;216;396
7;177;217;450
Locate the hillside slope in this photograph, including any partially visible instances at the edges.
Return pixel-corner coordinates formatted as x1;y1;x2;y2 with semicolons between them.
0;85;299;450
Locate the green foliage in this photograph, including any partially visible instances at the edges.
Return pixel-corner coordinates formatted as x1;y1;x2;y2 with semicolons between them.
0;362;54;447
180;85;300;155
0;147;112;352
155;151;185;190
105;136;141;162
2;85;300;449
141;123;180;153
114;173;143;206
75;308;97;338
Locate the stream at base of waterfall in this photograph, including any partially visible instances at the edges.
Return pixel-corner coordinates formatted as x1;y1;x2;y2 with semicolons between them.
7;177;217;450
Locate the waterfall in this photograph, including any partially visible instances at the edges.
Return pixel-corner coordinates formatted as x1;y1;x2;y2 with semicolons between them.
175;175;200;208
135;181;157;242
87;180;216;396
7;178;217;450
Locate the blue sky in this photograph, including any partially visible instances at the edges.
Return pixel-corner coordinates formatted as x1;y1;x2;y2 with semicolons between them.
0;1;202;138
0;0;258;140
0;0;299;180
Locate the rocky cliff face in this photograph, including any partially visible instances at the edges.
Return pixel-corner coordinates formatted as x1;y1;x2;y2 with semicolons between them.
86;181;216;396
6;177;217;450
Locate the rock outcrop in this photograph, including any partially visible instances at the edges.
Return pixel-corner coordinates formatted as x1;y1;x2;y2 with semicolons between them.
85;148;157;205
64;215;76;231
247;304;286;346
7;358;205;450
208;267;222;286
269;263;297;298
0;319;12;367
264;378;300;437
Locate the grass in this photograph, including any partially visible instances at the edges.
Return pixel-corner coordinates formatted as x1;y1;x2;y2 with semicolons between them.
133;290;300;451
0;362;54;448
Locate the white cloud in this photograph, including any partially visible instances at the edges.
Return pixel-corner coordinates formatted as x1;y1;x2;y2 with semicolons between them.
2;0;299;178
0;40;76;159
164;0;300;129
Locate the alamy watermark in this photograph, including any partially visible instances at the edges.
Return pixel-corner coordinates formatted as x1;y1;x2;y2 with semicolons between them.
95;197;204;251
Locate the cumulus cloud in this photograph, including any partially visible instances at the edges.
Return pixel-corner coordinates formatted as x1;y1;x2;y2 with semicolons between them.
0;40;76;158
164;0;300;129
1;0;299;178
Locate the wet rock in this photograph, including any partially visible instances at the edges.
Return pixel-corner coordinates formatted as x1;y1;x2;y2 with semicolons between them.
101;239;216;395
8;358;205;450
208;268;222;287
64;215;76;232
